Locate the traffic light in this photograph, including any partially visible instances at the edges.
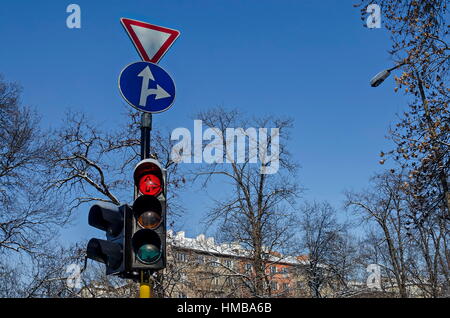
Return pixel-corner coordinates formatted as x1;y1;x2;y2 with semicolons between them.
128;158;167;271
86;203;130;275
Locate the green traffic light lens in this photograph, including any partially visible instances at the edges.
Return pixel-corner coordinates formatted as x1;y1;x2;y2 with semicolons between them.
132;229;162;265
137;244;161;264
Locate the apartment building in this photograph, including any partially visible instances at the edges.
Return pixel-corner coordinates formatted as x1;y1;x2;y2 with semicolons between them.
164;231;310;298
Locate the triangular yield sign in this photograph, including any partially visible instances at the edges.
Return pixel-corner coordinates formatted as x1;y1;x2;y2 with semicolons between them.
121;18;180;64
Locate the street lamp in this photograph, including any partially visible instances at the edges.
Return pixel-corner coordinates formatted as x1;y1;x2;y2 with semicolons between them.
370;70;391;87
369;64;405;87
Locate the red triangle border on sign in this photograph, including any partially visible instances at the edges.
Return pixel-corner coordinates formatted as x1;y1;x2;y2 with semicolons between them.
120;18;180;64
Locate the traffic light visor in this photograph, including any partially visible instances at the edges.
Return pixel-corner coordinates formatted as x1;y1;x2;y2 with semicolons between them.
87;238;122;270
133;195;162;230
134;159;164;196
88;203;123;237
132;229;162;264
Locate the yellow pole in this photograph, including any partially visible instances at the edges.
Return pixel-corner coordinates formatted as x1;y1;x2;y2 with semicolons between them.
139;270;152;298
140;282;151;298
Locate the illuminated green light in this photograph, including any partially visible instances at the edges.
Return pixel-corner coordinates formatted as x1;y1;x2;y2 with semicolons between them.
137;244;161;264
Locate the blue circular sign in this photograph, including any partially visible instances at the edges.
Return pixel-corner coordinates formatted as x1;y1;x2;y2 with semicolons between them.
118;61;176;113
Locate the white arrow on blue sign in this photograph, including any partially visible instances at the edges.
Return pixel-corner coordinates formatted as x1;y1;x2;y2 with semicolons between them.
118;61;176;113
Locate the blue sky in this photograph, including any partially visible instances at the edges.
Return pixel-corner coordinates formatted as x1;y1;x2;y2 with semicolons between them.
0;1;407;244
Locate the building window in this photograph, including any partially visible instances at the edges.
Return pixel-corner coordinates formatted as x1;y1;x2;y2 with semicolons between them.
270;266;277;274
176;252;187;262
177;292;187;298
245;263;253;272
210;257;220;267
225;278;235;287
212;277;220;286
271;282;278;290
296;281;305;289
224;259;234;268
282;283;289;291
196;255;205;265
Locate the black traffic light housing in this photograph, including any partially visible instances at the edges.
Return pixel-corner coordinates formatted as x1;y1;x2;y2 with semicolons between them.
127;158;167;271
86;203;131;275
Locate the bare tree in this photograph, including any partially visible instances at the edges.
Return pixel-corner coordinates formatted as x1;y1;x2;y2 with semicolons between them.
406;213;449;297
345;172;416;297
297;201;357;298
11;240;140;298
0;259;22;297
77;260;139;298
346;169;450;297
187;107;300;297
402;173;450;297
357;0;450;220
48;109;185;222
22;243;86;298
0;75;69;256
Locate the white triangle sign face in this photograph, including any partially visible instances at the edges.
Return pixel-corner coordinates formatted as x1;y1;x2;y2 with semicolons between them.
121;18;180;63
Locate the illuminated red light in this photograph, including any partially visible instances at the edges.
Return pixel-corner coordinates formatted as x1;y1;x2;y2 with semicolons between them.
138;174;162;196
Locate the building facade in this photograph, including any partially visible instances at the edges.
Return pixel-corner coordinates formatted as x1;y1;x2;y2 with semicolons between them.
163;231;310;298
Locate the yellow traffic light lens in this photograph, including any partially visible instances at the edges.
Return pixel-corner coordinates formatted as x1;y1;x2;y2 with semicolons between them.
137;244;161;264
138;211;161;229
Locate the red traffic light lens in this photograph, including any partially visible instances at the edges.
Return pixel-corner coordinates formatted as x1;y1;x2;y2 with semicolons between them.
138;174;162;196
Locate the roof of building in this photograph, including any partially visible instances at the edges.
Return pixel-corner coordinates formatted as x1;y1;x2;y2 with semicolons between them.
167;230;308;266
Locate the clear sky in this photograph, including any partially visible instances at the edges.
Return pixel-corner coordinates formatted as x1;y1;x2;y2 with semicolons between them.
0;0;408;244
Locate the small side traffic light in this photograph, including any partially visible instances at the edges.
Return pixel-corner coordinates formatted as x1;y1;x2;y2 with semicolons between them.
86;203;130;275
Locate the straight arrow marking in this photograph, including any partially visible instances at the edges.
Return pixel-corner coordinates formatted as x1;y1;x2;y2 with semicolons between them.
138;66;171;106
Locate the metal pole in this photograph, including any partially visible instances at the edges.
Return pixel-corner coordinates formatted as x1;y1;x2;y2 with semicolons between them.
139;270;152;298
141;112;152;160
140;112;153;298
